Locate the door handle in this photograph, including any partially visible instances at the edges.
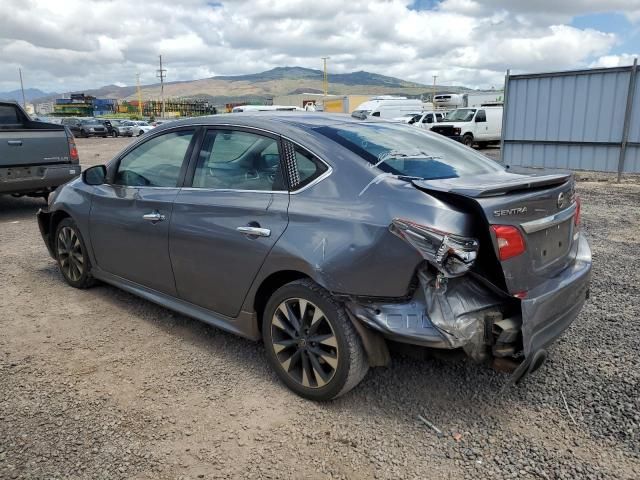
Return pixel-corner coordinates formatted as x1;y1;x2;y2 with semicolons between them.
7;140;22;146
236;226;271;237
142;211;165;223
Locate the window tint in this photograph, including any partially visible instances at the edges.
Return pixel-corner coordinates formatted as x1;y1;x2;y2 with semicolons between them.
422;114;434;123
192;130;285;191
114;130;194;187
476;110;486;122
315;123;502;181
0;105;20;125
292;147;328;189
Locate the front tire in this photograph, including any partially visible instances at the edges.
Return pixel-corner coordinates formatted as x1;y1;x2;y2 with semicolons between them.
462;133;474;147
262;280;368;401
54;218;95;289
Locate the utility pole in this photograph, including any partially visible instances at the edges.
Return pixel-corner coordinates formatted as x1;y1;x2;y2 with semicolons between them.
321;57;330;97
156;55;166;118
432;75;437;106
18;68;26;109
136;73;143;118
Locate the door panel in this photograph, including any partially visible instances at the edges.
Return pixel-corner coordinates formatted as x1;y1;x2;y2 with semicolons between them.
89;185;179;295
89;128;197;295
170;190;289;317
170;128;290;318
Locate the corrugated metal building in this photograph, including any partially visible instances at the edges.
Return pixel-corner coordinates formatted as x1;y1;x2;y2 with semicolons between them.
501;60;639;177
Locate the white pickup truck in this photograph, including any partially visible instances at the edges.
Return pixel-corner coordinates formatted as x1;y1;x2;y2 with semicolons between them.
408;111;446;129
0;101;80;199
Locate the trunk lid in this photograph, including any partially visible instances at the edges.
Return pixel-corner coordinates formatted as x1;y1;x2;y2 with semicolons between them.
413;171;580;295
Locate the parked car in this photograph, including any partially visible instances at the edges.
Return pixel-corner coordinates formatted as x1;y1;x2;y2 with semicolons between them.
97;119;117;137
61;117;108;138
110;120;134;137
390;113;423;123
351;96;426;119
430;106;503;147
37;114;591;400
408;111;446;129
0;101;80;199
131;121;154;136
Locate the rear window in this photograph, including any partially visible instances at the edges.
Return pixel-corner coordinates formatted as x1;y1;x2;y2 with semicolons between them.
0;105;20;125
315;123;502;180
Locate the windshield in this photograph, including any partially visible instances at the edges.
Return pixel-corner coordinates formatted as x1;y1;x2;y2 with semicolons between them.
351;110;372;119
445;109;476;122
315;123;502;180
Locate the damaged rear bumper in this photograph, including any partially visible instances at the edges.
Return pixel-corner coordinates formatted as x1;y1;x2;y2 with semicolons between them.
345;234;592;369
520;233;591;357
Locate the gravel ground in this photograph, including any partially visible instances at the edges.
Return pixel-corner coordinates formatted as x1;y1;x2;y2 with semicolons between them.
0;138;639;479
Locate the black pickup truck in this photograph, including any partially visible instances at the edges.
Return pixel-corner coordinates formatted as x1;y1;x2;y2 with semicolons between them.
0;101;80;199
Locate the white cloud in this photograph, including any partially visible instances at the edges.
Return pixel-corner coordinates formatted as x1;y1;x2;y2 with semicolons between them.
589;53;639;67
0;0;637;93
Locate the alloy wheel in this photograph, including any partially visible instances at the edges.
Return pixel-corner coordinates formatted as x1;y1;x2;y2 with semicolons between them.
270;298;339;388
57;226;84;282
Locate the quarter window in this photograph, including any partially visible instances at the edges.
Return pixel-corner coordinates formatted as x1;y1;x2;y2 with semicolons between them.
192;130;285;191
114;129;194;187
295;148;327;188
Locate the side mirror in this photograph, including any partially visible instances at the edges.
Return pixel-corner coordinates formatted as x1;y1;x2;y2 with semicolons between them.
82;165;107;185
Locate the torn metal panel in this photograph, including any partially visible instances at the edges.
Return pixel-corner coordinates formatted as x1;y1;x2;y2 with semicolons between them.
346;268;509;355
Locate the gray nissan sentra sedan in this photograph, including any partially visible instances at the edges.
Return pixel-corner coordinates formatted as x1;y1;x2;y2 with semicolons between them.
37;113;592;400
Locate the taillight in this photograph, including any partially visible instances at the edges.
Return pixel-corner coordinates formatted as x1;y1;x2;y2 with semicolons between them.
390;219;479;277
68;136;79;162
491;225;525;261
574;196;581;227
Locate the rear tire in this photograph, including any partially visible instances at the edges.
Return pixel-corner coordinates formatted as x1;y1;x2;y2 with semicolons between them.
462;133;474;147
262;279;369;401
54;218;95;289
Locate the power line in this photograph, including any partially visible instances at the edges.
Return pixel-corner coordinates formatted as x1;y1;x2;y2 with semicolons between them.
19;68;26;109
321;57;330;97
156;55;166;118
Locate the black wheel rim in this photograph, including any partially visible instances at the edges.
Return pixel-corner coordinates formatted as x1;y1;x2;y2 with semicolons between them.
57;226;84;282
270;298;339;389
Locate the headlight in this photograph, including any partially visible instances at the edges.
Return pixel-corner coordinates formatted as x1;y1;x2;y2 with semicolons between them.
390;218;479;277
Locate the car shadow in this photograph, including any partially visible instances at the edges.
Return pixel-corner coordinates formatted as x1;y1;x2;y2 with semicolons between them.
36;263;521;428
0;195;46;221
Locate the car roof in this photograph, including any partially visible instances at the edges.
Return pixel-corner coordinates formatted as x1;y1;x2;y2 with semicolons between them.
151;112;381;138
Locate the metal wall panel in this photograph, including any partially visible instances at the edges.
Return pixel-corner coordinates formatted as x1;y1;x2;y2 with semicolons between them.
502;61;639;175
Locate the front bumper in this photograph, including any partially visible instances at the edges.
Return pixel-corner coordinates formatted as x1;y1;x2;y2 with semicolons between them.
37;208;56;259
0;164;80;195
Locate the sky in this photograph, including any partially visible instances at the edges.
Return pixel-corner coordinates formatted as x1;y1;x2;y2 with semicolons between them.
0;0;639;93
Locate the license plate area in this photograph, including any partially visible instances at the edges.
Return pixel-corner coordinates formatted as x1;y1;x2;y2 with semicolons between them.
0;167;40;181
527;218;573;270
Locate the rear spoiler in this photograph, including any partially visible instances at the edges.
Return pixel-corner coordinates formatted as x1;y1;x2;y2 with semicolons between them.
412;173;572;198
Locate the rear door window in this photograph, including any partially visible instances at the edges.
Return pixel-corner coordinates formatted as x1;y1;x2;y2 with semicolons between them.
192;129;286;191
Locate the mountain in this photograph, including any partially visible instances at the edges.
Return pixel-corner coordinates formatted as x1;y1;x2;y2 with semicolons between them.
26;67;476;105
0;88;55;102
